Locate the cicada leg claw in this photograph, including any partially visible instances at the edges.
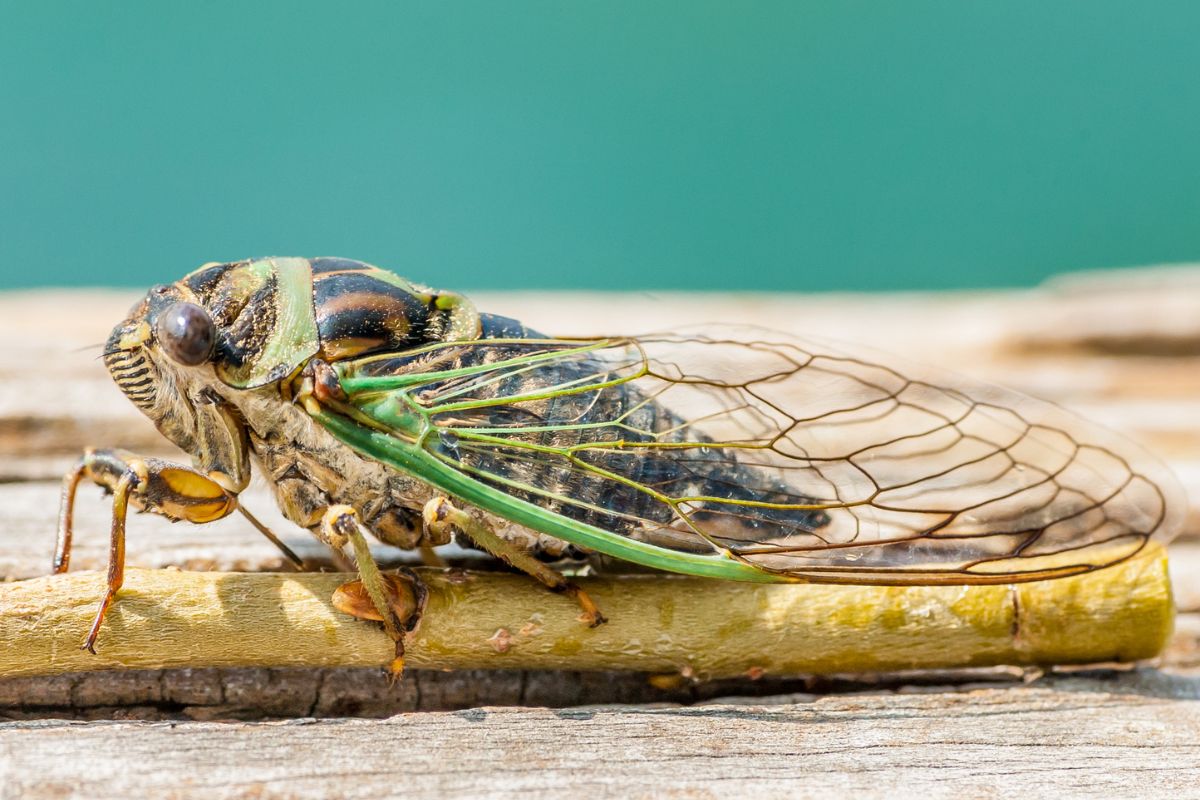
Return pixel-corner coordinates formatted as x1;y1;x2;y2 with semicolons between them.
422;496;607;628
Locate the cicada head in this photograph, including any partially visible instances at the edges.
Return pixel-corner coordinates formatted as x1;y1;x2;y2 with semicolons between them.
100;257;318;492
104;256;483;491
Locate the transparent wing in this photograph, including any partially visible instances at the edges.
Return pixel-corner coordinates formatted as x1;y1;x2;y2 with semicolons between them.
336;326;1184;584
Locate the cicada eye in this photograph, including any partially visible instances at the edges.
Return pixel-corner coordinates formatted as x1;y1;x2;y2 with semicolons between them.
155;302;216;366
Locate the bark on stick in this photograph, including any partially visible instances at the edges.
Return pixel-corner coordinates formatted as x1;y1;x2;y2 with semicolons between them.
0;543;1173;680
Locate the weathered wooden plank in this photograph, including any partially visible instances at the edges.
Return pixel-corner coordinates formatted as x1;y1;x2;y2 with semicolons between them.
0;626;1195;721
3;272;1199;731
0;672;1196;800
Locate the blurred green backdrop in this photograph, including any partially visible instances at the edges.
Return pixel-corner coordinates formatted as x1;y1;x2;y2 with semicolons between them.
2;1;1198;291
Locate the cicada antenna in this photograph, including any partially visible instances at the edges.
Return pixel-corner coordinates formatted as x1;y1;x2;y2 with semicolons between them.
237;505;307;570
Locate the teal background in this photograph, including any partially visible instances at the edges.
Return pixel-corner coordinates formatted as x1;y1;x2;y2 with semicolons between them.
1;2;1198;291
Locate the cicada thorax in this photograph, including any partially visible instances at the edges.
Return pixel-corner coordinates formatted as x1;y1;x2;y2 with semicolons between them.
311;260;544;360
176;257;482;388
309;258;483;362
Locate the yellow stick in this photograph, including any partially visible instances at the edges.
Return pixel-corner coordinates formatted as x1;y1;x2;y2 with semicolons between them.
0;542;1173;680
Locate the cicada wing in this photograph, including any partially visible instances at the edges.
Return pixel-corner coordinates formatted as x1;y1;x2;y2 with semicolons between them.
335;326;1184;584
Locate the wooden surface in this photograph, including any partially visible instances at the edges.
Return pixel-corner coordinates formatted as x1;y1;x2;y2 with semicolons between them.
0;671;1197;799
2;267;1199;797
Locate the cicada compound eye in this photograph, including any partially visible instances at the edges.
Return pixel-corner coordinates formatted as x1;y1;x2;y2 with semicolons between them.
155;301;216;366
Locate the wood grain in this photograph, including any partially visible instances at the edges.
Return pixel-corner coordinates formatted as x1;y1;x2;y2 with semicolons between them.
1;671;1196;799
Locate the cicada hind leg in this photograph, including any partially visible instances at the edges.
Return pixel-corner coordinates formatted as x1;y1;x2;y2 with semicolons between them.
55;448;300;653
319;506;428;679
422;496;607;627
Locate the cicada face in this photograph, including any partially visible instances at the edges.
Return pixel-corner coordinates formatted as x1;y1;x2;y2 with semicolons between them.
103;269;254;492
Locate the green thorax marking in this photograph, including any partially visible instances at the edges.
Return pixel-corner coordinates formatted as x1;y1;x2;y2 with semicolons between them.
216;257;321;389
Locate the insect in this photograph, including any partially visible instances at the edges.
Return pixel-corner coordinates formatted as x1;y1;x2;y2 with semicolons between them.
55;257;1184;671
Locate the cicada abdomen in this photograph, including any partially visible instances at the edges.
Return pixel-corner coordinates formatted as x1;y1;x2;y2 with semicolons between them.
340;335;833;549
330;324;1183;585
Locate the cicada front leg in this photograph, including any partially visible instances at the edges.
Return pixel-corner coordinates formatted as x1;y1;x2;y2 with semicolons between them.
319;506;428;678
422;496;607;627
55;448;251;653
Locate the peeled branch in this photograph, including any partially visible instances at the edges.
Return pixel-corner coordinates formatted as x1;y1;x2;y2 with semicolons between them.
0;542;1174;680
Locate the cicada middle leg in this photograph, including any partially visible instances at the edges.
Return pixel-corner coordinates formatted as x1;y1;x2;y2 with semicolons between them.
422;496;607;627
319;505;428;677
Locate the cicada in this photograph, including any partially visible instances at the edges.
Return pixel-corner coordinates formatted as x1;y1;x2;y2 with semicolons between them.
55;257;1184;670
